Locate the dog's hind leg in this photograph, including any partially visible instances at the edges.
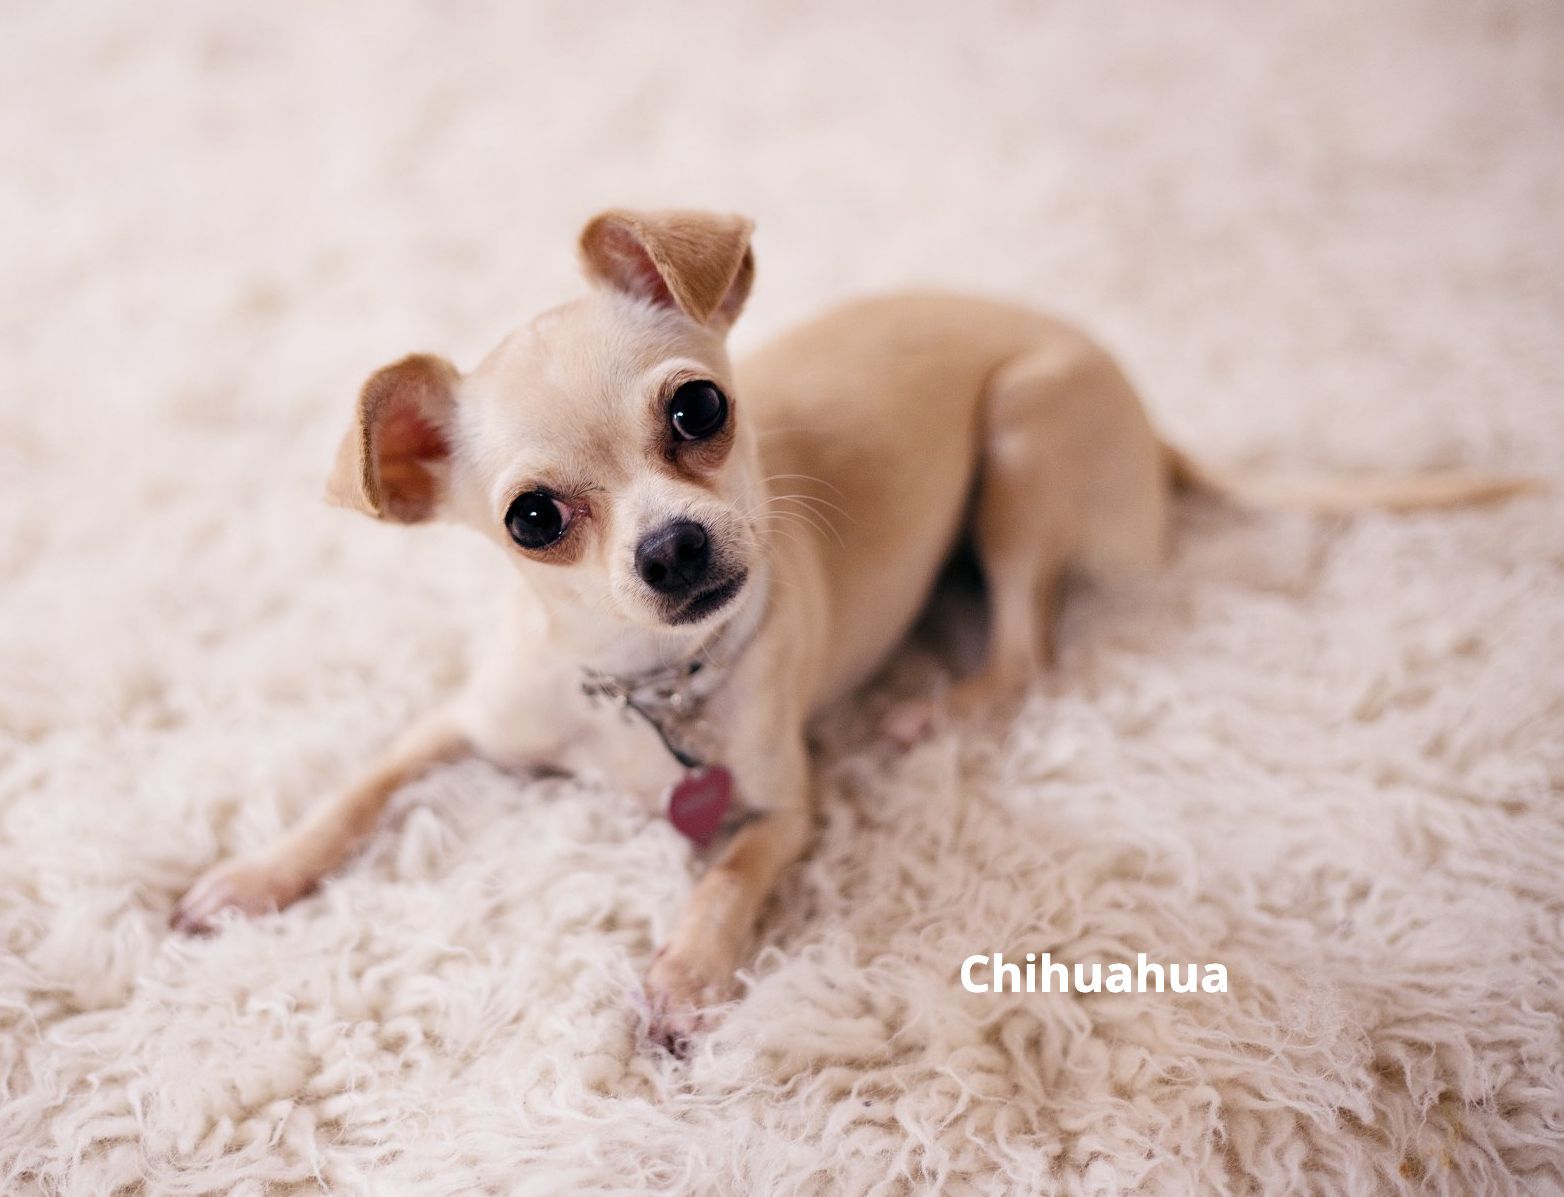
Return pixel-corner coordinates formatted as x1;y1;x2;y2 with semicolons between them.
883;331;1168;742
967;335;1169;707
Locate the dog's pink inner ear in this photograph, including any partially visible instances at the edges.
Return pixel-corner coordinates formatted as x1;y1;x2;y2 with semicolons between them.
579;209;754;328
593;222;678;310
328;353;458;523
375;399;450;521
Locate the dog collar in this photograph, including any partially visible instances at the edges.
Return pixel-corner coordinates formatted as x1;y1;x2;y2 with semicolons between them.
579;611;759;767
579;573;767;764
579;587;767;847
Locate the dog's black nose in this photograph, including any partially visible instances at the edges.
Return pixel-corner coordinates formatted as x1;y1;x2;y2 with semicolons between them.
635;520;711;595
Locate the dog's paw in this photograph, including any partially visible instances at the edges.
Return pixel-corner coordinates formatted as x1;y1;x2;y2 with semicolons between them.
882;677;1025;747
642;943;736;1054
170;853;305;934
880;697;945;747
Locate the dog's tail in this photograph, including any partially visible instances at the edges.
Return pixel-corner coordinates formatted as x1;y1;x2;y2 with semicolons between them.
1162;442;1543;515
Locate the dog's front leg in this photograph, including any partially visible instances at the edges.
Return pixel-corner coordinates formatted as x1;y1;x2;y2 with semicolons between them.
644;732;812;1048
171;713;470;933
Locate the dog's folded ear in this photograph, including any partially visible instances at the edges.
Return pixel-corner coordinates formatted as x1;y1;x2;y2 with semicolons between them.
579;208;754;330
326;353;459;522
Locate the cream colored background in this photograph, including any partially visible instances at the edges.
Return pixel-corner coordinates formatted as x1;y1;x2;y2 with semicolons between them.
2;2;1562;1193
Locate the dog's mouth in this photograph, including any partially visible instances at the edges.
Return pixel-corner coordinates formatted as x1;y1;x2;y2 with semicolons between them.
667;570;748;626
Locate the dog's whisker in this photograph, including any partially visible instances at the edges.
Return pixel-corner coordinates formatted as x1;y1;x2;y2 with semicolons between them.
758;496;844;547
786;492;854;525
771;495;846;539
751;508;834;549
760;471;849;500
766;490;854;537
748;514;818;563
756;521;811;554
757;502;831;540
754;426;815;440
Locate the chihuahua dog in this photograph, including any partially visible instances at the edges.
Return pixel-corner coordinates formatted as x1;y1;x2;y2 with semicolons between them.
172;208;1531;1043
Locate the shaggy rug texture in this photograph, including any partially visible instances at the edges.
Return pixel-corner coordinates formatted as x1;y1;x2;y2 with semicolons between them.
3;1;1562;1193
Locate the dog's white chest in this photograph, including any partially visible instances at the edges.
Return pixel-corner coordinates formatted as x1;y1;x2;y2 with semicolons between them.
561;708;689;806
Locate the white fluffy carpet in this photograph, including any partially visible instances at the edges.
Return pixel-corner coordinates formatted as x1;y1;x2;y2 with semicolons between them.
3;2;1563;1193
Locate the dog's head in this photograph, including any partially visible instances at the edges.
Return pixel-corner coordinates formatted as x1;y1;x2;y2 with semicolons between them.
326;209;762;641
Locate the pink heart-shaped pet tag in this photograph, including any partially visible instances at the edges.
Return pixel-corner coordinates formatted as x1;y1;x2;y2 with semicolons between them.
666;766;733;848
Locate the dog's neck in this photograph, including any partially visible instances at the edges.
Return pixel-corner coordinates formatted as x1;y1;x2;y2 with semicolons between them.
609;558;769;684
567;560;770;774
521;554;772;689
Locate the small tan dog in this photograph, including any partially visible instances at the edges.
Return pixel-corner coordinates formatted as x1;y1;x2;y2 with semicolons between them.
172;208;1529;1044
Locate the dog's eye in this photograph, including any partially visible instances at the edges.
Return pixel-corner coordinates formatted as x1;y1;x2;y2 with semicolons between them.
505;490;573;549
670;381;728;441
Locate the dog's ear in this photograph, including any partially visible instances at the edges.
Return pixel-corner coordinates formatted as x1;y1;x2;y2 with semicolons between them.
325;354;459;523
579;208;754;330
